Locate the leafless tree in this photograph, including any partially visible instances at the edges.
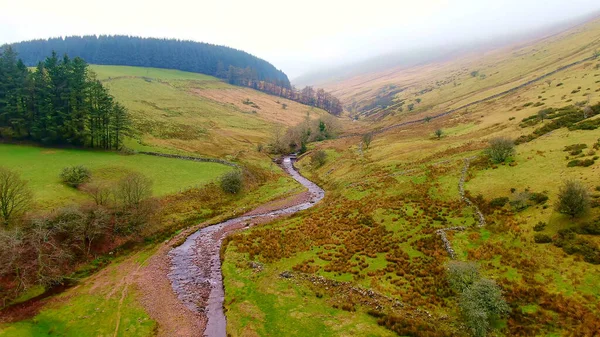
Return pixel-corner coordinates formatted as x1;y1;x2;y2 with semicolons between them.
80;180;113;206
116;172;153;208
29;217;72;286
0;167;32;226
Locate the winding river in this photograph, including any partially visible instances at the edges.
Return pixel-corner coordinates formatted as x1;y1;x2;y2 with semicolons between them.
167;156;325;337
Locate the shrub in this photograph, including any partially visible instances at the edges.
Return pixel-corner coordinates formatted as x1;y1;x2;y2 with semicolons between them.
577;220;600;235
311;150;327;168
489;197;509;208
220;170;243;194
570;149;583;156
434;129;443;139
362;132;374;149
556;180;590;218
564;144;587;152
529;192;549;204
486;137;515;163
447;261;480;293
533;222;547;232
60;165;91;187
459;279;510;337
566;158;595;167
534;233;552;243
510;192;530;212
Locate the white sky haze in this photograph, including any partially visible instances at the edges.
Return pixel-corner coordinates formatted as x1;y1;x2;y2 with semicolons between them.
1;0;600;77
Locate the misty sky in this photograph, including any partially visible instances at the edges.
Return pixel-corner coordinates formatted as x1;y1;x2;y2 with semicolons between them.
1;0;599;78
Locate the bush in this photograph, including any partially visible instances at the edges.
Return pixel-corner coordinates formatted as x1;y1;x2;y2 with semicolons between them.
529;192;549;204
577;219;600;235
533;222;547;232
563;144;588;152
447;261;480;293
489;197;509;208
567;158;595;167
534;233;552;243
510;192;530;212
362;132;374;149
486;137;515;163
556;180;590;218
60;165;91;187
311;150;327;168
459;279;510;337
570;149;583;156
220;170;243;194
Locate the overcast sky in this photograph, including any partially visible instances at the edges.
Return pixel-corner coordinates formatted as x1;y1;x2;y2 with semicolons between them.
1;0;599;78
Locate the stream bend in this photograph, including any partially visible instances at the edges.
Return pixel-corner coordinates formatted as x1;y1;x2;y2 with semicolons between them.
167;157;325;337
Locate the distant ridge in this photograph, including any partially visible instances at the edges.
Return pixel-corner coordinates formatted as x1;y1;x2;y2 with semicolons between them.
6;35;291;87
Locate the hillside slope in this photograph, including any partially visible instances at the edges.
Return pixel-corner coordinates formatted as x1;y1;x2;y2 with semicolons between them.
91;65;329;158
327;16;600;130
221;15;600;337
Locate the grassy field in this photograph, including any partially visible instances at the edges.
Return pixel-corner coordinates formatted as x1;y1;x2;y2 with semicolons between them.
0;248;158;337
0;144;233;209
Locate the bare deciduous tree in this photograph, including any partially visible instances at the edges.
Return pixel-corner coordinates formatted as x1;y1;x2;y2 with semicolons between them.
80;180;113;206
116;172;153;208
0;167;32;225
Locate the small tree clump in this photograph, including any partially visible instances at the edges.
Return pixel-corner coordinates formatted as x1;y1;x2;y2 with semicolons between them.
220;171;243;194
362;132;374;150
556;180;589;218
60;165;91;187
0;167;32;225
311;150;327;169
434;129;443;139
486;137;515;163
116;172;153;208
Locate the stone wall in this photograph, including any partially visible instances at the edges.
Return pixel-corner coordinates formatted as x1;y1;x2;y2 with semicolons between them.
138;151;239;168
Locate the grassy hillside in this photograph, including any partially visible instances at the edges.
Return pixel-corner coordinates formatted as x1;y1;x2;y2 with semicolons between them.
328;16;600;132
222;19;600;337
92;65;329;158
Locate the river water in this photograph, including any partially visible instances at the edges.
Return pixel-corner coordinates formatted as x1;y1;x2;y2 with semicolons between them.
167;157;325;337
